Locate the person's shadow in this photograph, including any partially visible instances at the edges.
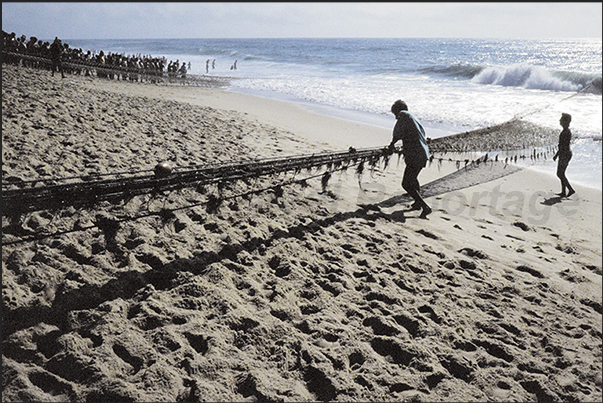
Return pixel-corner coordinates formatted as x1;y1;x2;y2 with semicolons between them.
541;195;564;206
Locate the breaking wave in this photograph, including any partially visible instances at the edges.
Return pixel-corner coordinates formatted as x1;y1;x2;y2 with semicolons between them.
417;63;484;79
418;63;601;95
471;64;601;94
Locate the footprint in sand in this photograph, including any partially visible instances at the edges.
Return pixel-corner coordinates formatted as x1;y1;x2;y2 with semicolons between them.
112;344;144;374
303;366;337;402
417;305;442;324
559;268;590;283
516;265;545;279
184;332;210;355
415;229;439;239
512;221;532;232
458;247;489;259
27;371;78;401
362;316;400;336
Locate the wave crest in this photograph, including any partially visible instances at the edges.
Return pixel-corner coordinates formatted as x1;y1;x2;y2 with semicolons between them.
472;64;601;94
418;63;483;79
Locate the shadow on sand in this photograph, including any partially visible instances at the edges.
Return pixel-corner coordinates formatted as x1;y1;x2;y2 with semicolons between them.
541;196;565;206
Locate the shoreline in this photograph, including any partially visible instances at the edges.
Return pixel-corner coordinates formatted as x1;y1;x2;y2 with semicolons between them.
206;79;603;191
3;65;601;403
193;72;602;191
225;85;603;192
223;85;461;139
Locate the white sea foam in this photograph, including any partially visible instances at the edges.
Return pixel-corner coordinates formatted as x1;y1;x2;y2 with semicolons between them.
472;64;583;92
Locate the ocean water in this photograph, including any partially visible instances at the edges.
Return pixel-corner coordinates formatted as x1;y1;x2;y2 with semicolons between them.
66;38;602;189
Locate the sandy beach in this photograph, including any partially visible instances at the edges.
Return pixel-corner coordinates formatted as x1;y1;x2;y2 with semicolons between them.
2;65;602;402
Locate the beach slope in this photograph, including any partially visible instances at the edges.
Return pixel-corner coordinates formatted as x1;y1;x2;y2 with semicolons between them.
2;66;601;402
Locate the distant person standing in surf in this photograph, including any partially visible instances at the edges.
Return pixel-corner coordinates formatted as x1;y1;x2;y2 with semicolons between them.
552;113;576;197
388;100;432;218
49;37;64;78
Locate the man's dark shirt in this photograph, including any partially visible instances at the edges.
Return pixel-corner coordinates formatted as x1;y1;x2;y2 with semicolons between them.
392;110;430;166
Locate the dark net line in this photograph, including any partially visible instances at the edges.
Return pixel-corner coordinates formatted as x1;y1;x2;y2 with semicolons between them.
4;58;586;233
1;147;389;217
2;118;564;220
1;161;360;246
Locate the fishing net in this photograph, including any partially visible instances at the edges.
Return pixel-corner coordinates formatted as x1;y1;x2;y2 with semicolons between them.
3;57;591;245
427;80;595;160
429;119;558;154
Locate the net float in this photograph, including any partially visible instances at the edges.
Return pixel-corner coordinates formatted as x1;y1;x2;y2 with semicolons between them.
154;161;173;177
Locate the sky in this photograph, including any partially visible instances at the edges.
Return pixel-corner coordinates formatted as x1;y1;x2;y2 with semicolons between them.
2;2;602;40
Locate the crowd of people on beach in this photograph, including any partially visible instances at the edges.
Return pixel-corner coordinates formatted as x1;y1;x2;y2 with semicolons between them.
2;31;190;82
